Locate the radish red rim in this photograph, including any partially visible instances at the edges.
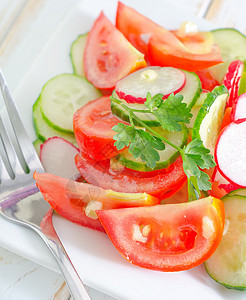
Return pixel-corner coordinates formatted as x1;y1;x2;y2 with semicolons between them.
115;66;186;104
215;118;246;187
232;93;246;121
223;60;244;107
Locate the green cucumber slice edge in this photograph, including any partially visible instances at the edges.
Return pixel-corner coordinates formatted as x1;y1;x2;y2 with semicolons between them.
192;85;228;153
70;33;88;76
205;193;246;290
33;97;77;146
210;28;246;83
40;73;101;133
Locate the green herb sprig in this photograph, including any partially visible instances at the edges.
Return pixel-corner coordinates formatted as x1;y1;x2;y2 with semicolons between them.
111;92;216;201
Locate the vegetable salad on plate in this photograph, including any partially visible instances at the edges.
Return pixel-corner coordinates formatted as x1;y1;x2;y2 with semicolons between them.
32;1;246;291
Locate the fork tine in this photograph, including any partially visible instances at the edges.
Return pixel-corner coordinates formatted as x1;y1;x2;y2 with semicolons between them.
0;154;11;184
0;68;43;172
0;114;24;177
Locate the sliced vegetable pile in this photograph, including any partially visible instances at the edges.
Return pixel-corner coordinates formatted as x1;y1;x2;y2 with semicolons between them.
32;0;246;289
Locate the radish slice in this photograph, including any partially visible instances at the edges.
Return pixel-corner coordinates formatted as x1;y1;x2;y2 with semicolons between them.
215;118;246;186
212;166;230;185
223;60;244;107
211;167;240;195
40;137;80;180
233;93;246;121
115;66;186;104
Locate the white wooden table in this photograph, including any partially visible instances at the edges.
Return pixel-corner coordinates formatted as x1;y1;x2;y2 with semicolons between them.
0;0;245;299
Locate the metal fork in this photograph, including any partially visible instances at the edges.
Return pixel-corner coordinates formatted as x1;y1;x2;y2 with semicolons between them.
0;68;91;300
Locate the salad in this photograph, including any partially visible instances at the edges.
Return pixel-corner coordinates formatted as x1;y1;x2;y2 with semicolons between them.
31;1;246;292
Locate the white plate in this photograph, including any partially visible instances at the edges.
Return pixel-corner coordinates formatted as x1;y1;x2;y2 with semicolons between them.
0;0;245;299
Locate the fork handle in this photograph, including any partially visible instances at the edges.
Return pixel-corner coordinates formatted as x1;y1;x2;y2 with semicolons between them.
37;209;91;300
53;245;91;300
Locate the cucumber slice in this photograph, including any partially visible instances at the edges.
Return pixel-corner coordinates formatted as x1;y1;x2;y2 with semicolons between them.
210;29;246;83
111;70;201;127
40;74;101;133
33;97;77;145
116;126;188;172
194;91;208;107
70;33;87;76
192;86;228;153
226;188;246;197
187;92;208;129
205;192;246;290
33;139;43;157
188;106;201;129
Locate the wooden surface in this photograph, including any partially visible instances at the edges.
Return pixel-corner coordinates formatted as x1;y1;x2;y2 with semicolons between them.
0;0;245;299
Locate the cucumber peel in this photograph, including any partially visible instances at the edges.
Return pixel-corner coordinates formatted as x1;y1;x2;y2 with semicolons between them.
205;190;246;290
33;97;77;145
192;85;228;153
70;33;88;76
33;138;43;157
187;92;208;129
210;28;246;83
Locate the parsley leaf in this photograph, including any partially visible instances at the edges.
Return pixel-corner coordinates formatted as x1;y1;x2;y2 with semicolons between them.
182;139;216;200
145;92;163;110
112;91;217;200
145;93;192;132
113;124;165;169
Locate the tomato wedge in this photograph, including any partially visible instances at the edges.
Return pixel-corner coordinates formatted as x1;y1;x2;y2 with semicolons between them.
75;154;187;199
73;96;127;161
34;172;159;232
116;2;222;71
116;1;164;56
84;11;146;90
148;33;222;72
97;196;224;272
172;26;214;55
195;69;219;91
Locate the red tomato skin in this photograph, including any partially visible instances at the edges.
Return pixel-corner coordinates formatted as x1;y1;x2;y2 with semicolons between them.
195;69;219;91
148;35;222;72
75;154;187;200
116;2;163;56
116;2;222;71
35;171;160;232
73;96;126;161
97;197;224;272
220;107;232;130
84;12;146;90
35;172;105;232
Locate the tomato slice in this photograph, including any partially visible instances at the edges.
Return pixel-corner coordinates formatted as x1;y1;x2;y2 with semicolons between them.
75;154;187;199
34;172;159;232
84;12;146;90
97;196;224;272
73;96;127;161
116;2;222;71
195;69;219;91
220;106;232;130
148;33;222;72
172;26;214;55
116;2;164;56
